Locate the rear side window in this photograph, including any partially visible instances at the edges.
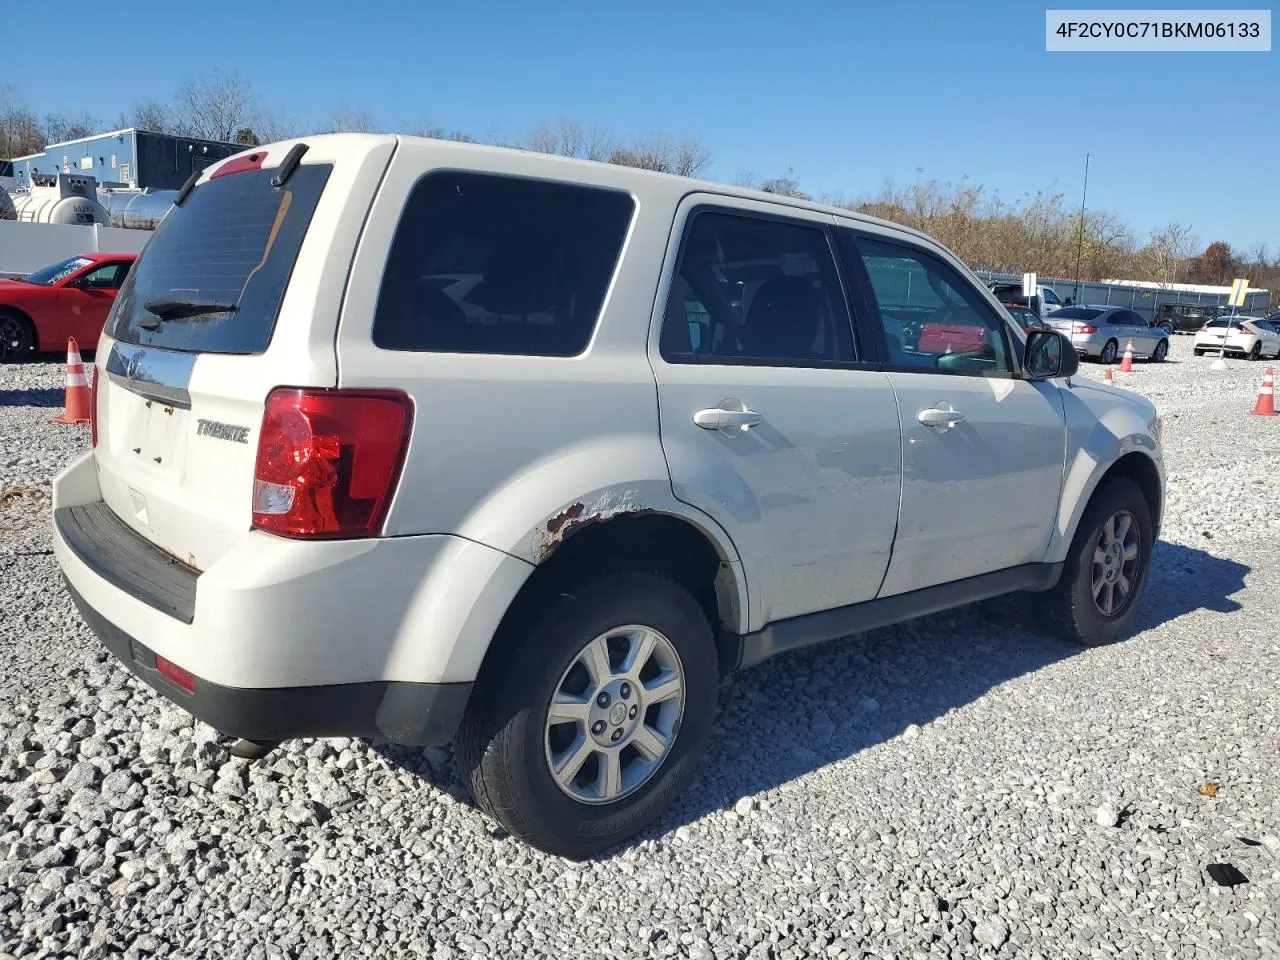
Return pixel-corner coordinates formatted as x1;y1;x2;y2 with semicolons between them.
372;172;634;357
106;164;333;354
1050;307;1102;321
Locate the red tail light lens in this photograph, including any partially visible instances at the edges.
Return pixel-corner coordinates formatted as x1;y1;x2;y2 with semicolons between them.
1073;323;1097;334
251;388;413;539
89;367;100;448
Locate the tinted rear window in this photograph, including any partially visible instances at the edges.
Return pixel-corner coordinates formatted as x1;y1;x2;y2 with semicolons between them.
106;163;332;354
1051;307;1102;320
371;172;635;357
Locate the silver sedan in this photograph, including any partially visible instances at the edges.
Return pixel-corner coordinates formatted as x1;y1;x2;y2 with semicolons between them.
1045;306;1170;363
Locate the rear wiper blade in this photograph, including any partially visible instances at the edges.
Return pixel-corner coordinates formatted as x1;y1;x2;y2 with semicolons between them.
142;298;239;321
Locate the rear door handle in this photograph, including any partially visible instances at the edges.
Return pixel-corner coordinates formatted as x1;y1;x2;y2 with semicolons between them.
693;400;762;434
917;402;965;431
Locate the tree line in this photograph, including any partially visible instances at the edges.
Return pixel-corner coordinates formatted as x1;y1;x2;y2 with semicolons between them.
2;75;1274;303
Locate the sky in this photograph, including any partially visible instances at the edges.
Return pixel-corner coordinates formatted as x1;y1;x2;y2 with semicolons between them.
7;0;1277;252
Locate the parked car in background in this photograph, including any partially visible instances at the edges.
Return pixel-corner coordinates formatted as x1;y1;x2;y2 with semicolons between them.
1156;301;1220;334
1192;316;1280;360
989;282;1070;318
1004;305;1048;335
52;134;1165;857
1046;305;1170;363
0;252;138;360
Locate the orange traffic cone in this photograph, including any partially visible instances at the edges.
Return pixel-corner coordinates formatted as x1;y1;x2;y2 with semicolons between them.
1252;366;1276;416
1104;367;1114;384
1119;340;1135;373
51;337;91;425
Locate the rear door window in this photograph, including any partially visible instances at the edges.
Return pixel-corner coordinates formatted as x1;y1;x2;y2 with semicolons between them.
658;209;856;365
106;163;333;354
371;172;635;357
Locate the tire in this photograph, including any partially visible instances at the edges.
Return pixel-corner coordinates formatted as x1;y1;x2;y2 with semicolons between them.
0;310;34;362
1151;339;1168;363
1099;340;1119;364
1045;477;1154;647
1194;348;1205;357
1249;342;1262;361
455;569;719;858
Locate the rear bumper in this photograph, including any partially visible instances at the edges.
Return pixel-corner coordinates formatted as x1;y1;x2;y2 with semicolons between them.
65;579;471;745
51;450;534;744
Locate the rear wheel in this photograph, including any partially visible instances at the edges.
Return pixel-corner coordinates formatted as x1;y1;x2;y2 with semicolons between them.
455;569;719;858
1151;339;1168;362
1099;339;1119;364
1045;478;1153;646
0;310;34;362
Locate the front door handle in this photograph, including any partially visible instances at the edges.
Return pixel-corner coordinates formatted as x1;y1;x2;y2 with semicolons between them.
693;399;762;434
917;402;965;431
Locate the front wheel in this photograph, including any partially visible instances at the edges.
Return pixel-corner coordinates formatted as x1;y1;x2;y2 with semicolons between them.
455;570;719;858
1151;339;1168;363
1249;342;1262;360
1099;339;1119;364
1044;478;1154;646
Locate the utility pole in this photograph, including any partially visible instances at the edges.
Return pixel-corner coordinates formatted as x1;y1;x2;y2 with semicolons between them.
1073;153;1090;302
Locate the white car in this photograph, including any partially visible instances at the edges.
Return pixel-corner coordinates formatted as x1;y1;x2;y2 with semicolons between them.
1193;316;1280;360
52;135;1165;857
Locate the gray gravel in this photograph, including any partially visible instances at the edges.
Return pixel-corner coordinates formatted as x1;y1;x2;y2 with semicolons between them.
2;339;1279;959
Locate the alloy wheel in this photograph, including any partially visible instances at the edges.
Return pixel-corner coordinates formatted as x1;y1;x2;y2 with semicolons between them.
544;625;685;805
1091;509;1141;617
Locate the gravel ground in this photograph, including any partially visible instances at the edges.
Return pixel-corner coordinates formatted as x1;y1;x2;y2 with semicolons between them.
1;338;1278;960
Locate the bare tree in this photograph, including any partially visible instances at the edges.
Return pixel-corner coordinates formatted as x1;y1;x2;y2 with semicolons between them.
127;99;174;133
758;167;809;200
173;70;261;142
1143;222;1197;286
43;113;97;144
323;105;382;135
608;134;711;177
0;85;45;157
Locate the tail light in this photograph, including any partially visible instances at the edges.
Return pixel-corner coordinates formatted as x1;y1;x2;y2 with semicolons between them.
1073;323;1097;334
89;367;100;448
252;388;414;539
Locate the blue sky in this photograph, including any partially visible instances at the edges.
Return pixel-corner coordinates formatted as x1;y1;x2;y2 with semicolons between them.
10;0;1277;251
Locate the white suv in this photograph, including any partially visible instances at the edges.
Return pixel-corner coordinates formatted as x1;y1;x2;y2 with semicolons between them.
52;135;1165;858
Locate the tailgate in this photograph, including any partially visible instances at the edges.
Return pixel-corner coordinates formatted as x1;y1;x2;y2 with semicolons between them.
92;136;396;572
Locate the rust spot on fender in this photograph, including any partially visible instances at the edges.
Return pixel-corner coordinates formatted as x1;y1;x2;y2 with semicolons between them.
545;502;585;537
535;495;658;563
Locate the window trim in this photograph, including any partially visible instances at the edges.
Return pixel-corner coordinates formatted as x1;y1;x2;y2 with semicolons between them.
656;202;870;370
369;167;637;360
838;227;1025;381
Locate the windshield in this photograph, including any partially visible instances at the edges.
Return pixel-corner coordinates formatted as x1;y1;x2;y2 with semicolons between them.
106;163;333;354
1207;317;1250;328
23;256;92;286
1049;307;1102;321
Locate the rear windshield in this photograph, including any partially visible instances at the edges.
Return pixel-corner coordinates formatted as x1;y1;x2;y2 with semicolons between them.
371;171;635;357
105;163;332;354
1205;317;1247;328
1050;307;1102;320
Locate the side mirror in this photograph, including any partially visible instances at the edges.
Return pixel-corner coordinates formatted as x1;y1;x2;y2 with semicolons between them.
1024;330;1078;380
1064;296;1075;306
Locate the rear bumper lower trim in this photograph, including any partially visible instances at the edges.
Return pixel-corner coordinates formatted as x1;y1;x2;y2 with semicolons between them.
55;503;199;623
66;579;472;746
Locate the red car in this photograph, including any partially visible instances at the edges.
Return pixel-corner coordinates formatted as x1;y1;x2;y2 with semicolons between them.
0;252;138;360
